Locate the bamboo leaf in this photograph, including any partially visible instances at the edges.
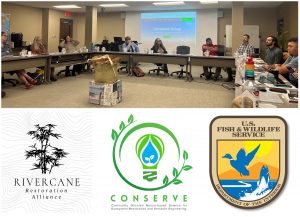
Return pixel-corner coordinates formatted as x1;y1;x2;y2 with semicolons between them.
119;121;125;131
128;114;134;124
183;165;193;171
111;129;118;141
172;167;179;177
173;179;182;185
183;150;188;160
163;176;169;185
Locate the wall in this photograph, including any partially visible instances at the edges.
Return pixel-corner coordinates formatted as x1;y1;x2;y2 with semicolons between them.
1;3;86;52
47;10;86;52
1;3;42;45
218;7;278;57
197;9;218;56
71;13;85;48
97;12;125;43
277;1;298;38
244;8;277;58
218;9;232;46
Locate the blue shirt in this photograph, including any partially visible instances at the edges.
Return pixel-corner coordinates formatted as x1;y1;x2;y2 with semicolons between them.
122;42;139;53
284;55;298;69
1;42;13;57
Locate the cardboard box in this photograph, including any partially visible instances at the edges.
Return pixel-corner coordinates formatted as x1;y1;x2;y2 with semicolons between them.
89;80;122;106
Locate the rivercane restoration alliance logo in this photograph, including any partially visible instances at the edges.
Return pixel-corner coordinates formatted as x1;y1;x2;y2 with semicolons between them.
210;116;287;208
14;124;80;200
112;114;192;191
25;124;68;174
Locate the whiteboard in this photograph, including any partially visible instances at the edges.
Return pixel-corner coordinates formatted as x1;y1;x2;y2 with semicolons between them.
225;25;259;48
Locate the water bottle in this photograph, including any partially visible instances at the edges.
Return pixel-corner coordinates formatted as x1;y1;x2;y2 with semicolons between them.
245;57;255;80
242;76;259;108
90;43;94;52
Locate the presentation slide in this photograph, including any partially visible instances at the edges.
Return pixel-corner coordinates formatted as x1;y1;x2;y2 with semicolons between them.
141;12;196;52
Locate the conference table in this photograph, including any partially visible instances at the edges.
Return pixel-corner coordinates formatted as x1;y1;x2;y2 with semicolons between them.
129;52;190;75
234;58;298;108
2;51;236;82
1;54;50;82
189;55;235;68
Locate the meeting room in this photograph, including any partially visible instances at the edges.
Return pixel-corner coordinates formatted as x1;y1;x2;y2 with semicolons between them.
1;0;298;108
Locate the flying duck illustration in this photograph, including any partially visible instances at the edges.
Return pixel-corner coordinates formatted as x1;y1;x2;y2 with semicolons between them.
222;144;260;176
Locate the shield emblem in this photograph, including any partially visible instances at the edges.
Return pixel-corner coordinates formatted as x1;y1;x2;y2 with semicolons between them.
210;116;287;208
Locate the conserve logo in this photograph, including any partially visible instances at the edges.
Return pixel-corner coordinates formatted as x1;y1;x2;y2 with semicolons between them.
210;116;287;208
112;114;192;191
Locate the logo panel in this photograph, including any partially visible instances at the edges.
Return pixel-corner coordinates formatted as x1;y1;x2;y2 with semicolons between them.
112;114;192;191
210;116;287;208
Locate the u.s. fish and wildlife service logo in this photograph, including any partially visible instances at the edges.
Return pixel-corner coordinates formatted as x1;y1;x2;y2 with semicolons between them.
112;114;192;191
210;116;287;208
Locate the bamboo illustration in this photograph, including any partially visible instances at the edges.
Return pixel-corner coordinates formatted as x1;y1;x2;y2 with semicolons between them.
25;124;68;174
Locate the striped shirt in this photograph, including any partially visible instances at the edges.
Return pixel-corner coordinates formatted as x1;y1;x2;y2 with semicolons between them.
237;43;255;57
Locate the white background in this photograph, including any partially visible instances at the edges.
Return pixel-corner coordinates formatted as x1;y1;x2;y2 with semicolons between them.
1;108;299;217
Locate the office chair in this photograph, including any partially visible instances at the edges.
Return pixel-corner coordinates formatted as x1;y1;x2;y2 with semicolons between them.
99;43;111;51
117;44;129;73
170;46;190;78
56;46;74;77
200;45;225;80
2;74;19;87
148;64;165;75
254;48;260;58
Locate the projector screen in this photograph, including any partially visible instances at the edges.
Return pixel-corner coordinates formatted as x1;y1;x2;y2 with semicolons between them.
141;12;196;53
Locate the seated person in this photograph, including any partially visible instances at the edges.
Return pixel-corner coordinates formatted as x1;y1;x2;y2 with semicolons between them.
59;35;82;76
151;38;169;76
1;31;37;89
31;36;57;81
263;36;283;69
122;36;140;69
237;34;255;57
122;36;139;53
289;67;298;88
272;37;298;80
202;38;221;80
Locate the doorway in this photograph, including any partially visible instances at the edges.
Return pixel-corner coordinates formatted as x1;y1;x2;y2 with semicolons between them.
60;19;73;42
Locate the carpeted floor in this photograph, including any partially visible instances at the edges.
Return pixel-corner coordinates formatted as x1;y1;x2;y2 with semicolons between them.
1;64;235;108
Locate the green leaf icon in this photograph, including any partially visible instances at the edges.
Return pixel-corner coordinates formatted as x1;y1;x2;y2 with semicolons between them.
183;165;192;171
119;121;125;131
111;129;118;141
163;176;169;185
173;179;182;185
172;167;179;177
183;150;188;160
128;114;134;124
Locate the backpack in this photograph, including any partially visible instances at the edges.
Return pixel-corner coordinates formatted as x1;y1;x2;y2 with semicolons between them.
27;69;44;85
132;66;145;77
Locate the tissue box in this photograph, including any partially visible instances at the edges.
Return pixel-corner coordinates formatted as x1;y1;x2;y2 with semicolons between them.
89;80;122;106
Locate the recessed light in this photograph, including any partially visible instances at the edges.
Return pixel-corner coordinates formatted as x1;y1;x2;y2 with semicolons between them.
53;5;81;9
153;1;185;6
199;0;218;4
99;4;128;8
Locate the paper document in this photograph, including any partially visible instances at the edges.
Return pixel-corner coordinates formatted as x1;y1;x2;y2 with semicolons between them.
259;91;284;104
